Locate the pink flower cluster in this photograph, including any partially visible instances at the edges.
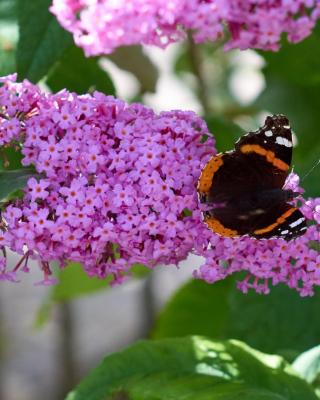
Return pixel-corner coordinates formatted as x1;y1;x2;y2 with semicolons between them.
50;0;320;56
0;75;319;295
0;74;213;285
194;221;320;297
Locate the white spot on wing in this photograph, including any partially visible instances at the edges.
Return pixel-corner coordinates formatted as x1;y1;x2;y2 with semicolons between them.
250;209;265;216
281;230;289;235
238;215;249;220
264;130;273;137
289;217;305;228
275;136;292;147
283;125;290;129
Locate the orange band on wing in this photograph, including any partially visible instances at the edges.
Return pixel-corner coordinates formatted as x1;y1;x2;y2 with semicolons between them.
254;207;297;235
204;217;239;238
197;154;224;194
240;144;289;171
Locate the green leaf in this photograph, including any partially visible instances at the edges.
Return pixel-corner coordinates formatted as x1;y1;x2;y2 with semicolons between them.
0;168;39;201
153;279;232;340
0;147;23;171
153;278;320;361
33;298;54;329
51;263;112;303
47;46;115;95
130;263;151;278
65;337;317;400
51;262;150;303
292;346;320;396
17;0;73;82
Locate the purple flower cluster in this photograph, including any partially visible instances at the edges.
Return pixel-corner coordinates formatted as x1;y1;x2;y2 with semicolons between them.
194;222;320;297
50;0;320;56
0;75;319;295
0;74;213;285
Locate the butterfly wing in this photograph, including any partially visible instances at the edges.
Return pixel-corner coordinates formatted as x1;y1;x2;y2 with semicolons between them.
235;114;293;188
203;203;306;240
198;115;293;205
198;115;305;240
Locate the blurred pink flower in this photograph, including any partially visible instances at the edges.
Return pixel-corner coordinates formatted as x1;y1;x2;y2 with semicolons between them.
50;0;320;56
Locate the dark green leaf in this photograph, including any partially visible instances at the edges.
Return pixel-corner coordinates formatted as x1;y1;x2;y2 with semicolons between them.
47;46;115;95
153;278;320;361
0;147;23;171
0;168;39;201
65;337;317;400
153;279;232;340
205;115;244;152
17;0;73;82
260;26;320;88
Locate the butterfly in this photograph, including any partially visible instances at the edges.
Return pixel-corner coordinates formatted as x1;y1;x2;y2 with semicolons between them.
197;115;307;240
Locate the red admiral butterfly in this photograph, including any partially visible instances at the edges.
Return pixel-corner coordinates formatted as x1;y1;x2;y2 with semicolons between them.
197;115;307;241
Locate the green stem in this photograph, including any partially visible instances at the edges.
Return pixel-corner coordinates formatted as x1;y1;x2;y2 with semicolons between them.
56;302;77;399
187;35;211;115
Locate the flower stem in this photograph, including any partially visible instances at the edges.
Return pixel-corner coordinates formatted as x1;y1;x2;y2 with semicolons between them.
187;35;210;115
56;302;77;399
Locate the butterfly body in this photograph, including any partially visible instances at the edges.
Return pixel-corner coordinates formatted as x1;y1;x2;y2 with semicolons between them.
197;115;307;240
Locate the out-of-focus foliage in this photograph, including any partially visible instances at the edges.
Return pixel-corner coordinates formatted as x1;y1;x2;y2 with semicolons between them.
46;46;115;95
153;278;320;362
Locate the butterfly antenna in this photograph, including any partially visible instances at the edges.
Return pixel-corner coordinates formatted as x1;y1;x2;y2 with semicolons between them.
289;159;320;219
301;158;320;182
